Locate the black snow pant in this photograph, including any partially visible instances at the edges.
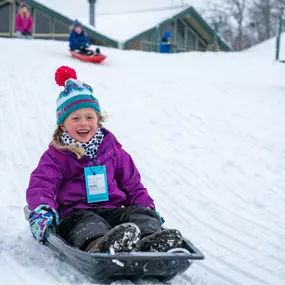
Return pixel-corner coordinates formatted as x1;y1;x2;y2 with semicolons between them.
57;206;161;249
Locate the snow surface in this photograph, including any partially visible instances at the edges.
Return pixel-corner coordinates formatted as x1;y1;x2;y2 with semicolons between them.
34;0;211;42
0;37;284;285
246;31;285;61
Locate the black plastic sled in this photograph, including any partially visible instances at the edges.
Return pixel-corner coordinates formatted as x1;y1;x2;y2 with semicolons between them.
24;206;204;282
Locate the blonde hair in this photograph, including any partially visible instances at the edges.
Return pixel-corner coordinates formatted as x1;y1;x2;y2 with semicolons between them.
52;111;106;159
18;7;30;18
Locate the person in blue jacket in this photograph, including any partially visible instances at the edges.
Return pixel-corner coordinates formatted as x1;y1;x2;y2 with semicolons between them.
160;32;173;54
69;20;100;55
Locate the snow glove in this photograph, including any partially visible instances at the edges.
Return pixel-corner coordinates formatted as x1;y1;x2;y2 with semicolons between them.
80;43;90;50
29;204;59;244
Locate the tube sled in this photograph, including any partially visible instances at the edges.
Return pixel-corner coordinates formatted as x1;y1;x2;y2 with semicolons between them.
24;206;204;282
69;50;106;63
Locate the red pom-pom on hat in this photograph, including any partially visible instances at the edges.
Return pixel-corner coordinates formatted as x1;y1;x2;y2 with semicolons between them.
55;66;77;87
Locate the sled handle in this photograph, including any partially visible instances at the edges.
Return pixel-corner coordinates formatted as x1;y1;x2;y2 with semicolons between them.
23;205;30;221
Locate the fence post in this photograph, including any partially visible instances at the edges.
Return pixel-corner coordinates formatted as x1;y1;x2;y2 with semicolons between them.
214;22;219;51
184;25;188;51
156;25;160;53
88;0;97;27
276;12;283;61
11;0;16;37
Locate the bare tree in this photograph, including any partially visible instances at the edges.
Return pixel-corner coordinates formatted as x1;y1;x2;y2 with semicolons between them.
205;0;250;50
205;0;285;50
272;0;285;29
225;0;249;50
203;2;234;47
275;0;285;10
249;0;276;42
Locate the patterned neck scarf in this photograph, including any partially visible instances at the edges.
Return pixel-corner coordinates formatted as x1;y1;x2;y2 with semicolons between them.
60;127;104;160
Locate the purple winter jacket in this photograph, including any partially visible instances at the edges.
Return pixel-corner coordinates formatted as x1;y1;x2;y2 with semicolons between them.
15;14;33;33
26;129;155;219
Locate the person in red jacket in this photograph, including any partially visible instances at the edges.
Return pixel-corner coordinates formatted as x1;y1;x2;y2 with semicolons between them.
15;2;33;39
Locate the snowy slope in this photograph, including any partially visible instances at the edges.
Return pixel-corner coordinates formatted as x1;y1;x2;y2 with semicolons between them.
245;31;285;61
34;0;210;42
0;37;284;285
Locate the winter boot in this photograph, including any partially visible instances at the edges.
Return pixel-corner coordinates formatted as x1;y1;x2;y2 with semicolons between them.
95;47;101;55
135;229;183;252
86;222;141;253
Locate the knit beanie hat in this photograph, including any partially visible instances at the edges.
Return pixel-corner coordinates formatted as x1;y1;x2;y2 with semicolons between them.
73;19;82;28
55;66;101;125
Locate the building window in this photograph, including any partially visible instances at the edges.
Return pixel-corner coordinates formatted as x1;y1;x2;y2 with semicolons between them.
54;20;69;34
35;9;51;34
0;4;10;33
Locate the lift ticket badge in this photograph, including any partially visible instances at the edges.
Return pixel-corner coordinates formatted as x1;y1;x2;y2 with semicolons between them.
84;166;109;203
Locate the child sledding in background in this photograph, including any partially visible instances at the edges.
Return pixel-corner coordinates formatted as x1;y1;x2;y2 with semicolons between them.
69;20;100;56
26;66;183;254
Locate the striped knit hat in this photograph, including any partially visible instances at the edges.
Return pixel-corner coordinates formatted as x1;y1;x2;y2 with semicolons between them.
55;66;101;125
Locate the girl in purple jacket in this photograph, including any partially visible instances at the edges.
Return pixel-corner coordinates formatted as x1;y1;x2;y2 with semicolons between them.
15;2;33;39
26;66;183;253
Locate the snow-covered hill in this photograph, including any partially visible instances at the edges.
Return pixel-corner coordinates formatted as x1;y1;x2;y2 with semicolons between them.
0;37;284;284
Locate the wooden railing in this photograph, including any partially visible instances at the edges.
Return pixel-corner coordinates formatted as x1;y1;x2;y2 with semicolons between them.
140;40;209;53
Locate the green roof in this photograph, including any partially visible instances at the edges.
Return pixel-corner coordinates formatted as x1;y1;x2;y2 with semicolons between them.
124;6;231;51
24;0;119;47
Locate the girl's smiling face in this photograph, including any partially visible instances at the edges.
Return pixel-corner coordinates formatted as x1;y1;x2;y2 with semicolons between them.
60;108;98;143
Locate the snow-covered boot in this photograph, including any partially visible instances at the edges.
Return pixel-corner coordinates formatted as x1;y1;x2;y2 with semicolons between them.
86;222;141;253
135;229;183;252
